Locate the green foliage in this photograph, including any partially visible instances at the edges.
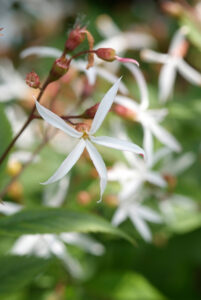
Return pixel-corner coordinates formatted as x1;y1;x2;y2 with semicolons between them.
0;256;49;295
0;208;135;245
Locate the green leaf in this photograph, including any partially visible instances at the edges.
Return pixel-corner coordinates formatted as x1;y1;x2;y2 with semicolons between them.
85;271;167;300
0;104;12;182
0;255;49;294
0;208;135;245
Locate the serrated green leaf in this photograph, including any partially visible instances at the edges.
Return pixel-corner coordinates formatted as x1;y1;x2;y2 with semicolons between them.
0;255;49;294
0;208;135;245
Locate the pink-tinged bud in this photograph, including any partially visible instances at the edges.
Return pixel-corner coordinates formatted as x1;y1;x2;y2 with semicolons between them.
96;48;116;62
77;191;92;205
26;71;40;89
84;103;100;118
75;122;91;133
48;56;70;83
65;26;86;52
104;194;118;207
112;103;136;120
171;40;189;58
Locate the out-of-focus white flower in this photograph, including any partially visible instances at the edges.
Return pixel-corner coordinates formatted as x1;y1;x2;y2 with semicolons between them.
0;59;29;102
35;79;144;202
0;201;22;215
43;177;70;207
141;26;201;102
112;197;162;242
108;150;166;200
96;14;155;55
11;232;104;278
114;64;181;165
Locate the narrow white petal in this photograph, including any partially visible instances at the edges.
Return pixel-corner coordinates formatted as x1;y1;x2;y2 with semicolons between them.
137;206;162;223
146;171;167;187
85;140;107;202
141;49;169;64
169;27;188;54
125;63;149;109
112;206;127;226
177;60;201;85
91;136;144;156
150;121;181;152
115;95;139;113
42;139;85;185
143;127;153;167
21;46;62;59
35;100;82;138
89;78;121;135
11;235;40;255
0;201;22;215
159;62;177;102
129;212;152;242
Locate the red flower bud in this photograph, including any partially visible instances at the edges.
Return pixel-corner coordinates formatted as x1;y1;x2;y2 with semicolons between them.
26;71;40;89
48;56;70;83
96;48;116;62
65;27;86;52
112;103;136;120
84;103;100;118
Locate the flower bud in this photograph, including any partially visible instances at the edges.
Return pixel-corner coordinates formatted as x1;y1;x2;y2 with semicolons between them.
77;191;91;205
96;48;116;62
163;173;177;190
7;181;23;200
104;195;118;207
48;56;70;83
75;122;91;133
7;160;22;177
112;103;136;120
84;103;100;118
65;27;86;52
26;71;40;89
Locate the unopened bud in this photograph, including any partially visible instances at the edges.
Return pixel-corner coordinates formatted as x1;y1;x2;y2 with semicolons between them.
7;160;22;177
77;191;91;205
7;181;23;200
26;71;40;89
75;122;91;133
96;48;116;62
65;26;86;52
49;56;70;83
104;195;118;207
84;103;100;118
163;173;177;190
112;103;136;120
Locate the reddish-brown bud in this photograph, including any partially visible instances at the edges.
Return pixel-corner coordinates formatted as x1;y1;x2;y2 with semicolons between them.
163;173;177;190
84;103;100;118
26;71;40;89
65;27;86;52
112;103;136;120
48;56;70;83
77;191;91;205
75;122;91;133
96;48;116;62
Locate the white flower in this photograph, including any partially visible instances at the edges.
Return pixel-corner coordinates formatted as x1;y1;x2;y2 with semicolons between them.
141;26;201;102
112;197;162;242
35;79;144;202
114;64;181;165
11;232;104;279
0;201;22;215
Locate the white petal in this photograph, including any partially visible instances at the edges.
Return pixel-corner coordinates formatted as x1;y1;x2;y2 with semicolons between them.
96;15;121;38
137;206;162;223
169;26;188;54
35;100;82;138
11;235;40;255
119;180;143;200
159;62;177;102
42;139;85;185
89;78;121;135
177;60;201;85
125;63;149;109
150;121;181;152
85;140;107;203
141;49;169;64
146;171;166;187
21;46;62;59
115;95;140;113
0;201;22;215
143;127;153;167
91;136;144;156
129;212;152;242
112;206;127;226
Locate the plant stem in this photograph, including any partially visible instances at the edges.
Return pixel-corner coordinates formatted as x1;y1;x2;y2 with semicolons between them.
0;79;49;166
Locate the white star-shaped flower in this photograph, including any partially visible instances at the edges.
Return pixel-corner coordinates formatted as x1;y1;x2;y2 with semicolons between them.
141;26;201;102
35;79;144;202
114;64;181;166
